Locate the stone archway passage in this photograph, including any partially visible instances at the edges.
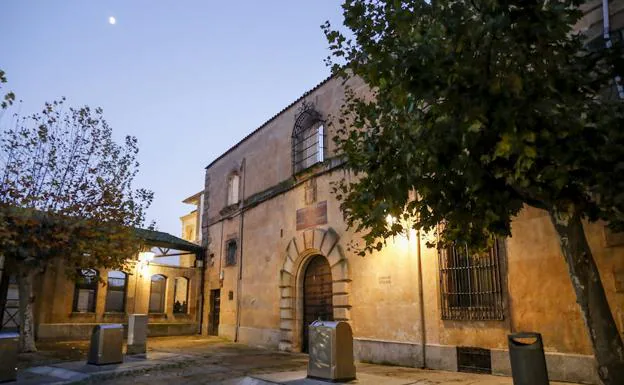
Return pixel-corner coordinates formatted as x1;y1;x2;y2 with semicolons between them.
278;227;351;352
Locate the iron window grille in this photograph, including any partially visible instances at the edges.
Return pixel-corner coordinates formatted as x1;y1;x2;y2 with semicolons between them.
225;240;237;266
457;347;492;374
292;107;326;174
438;240;504;320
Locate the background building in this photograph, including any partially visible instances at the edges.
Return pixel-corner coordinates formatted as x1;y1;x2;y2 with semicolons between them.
0;229;204;340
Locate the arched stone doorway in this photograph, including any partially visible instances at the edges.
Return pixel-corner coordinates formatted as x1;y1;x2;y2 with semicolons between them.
278;227;351;352
302;255;333;353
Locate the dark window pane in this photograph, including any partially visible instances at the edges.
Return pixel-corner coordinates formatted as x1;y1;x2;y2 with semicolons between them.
226;241;237;266
105;271;127;312
73;269;98;313
173;278;189;314
149;275;166;313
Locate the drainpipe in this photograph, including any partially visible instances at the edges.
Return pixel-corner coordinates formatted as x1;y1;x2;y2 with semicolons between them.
603;0;624;99
197;249;206;335
416;229;426;368
234;158;247;342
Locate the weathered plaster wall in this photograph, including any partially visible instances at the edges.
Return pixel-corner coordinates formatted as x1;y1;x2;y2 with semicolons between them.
201;5;624;378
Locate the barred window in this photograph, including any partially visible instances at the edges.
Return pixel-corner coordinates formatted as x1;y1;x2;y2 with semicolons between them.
225;240;237;266
73;269;99;313
105;270;127;313
292;108;325;174
438;241;504;320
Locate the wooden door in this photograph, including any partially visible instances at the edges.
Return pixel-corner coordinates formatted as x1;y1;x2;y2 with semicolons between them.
302;255;333;353
209;289;220;336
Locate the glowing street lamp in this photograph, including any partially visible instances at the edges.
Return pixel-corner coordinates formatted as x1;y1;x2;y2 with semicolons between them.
137;251;155;276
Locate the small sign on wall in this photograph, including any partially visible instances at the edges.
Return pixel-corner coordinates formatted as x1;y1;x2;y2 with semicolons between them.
296;201;328;230
378;276;391;285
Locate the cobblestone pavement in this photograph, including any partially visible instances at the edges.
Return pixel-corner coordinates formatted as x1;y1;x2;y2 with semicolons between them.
16;336;581;385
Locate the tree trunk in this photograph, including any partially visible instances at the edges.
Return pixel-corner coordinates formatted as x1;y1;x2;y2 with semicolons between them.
16;266;37;352
549;208;624;384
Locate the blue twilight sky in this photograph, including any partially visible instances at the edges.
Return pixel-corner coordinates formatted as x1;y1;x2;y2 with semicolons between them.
1;1;345;236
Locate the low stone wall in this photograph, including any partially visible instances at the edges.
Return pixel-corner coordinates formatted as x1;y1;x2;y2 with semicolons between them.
354;338;424;368
37;322;198;341
355;338;598;384
237;326;281;348
491;348;598;384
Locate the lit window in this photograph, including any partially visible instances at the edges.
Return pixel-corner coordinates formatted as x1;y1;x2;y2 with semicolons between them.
173;277;189;314
105;271;127;313
227;174;240;206
292;108;325;173
225;240;237;266
149;274;167;313
73;269;99;313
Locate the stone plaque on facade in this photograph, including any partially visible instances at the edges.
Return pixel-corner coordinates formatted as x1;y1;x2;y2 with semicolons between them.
378;276;391;285
305;178;317;205
296;201;328;230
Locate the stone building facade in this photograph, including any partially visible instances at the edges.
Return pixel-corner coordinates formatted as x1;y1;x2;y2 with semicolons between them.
199;3;624;383
0;229;204;340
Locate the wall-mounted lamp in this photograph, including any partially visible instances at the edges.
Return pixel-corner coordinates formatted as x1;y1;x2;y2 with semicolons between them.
137;251;155;276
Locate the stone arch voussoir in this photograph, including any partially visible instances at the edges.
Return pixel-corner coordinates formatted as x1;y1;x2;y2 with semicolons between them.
278;227;351;352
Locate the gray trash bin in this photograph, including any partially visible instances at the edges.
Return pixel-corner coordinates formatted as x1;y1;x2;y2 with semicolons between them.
0;332;19;382
508;332;549;385
87;324;123;365
307;320;356;382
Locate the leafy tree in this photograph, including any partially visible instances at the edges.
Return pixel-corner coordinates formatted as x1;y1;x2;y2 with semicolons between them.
324;0;624;382
0;69;15;109
0;95;153;352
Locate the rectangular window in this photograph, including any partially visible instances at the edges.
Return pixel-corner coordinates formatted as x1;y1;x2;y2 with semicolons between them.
225;240;237;266
173;277;189;314
438;240;504;320
149;275;167;313
105;271;127;313
73;269;98;313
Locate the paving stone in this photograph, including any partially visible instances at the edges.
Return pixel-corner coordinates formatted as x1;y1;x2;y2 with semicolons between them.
251;371;415;385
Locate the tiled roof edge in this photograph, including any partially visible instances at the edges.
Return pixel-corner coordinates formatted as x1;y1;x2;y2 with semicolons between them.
204;73;336;170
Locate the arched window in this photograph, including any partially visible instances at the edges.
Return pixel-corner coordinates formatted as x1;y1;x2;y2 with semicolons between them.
105;271;127;313
227;173;240;206
73;269;99;313
292;107;325;173
149;274;167;313
173;277;189;314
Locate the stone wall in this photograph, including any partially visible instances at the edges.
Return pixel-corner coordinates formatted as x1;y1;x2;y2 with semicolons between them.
35;258;202;340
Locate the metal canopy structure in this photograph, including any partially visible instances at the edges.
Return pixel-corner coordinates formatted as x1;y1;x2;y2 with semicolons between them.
134;228;203;255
